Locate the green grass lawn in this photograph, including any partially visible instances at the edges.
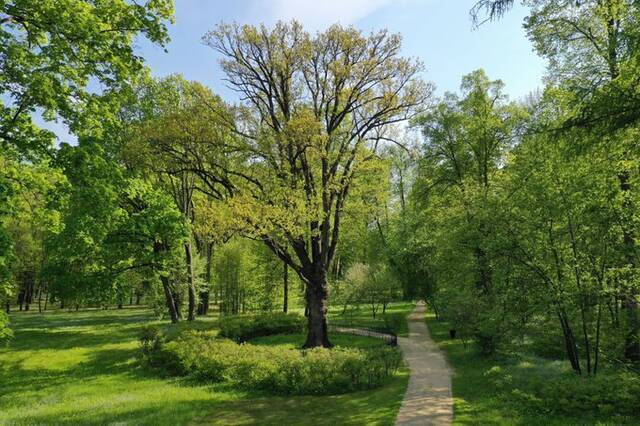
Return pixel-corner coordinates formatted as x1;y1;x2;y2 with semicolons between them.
0;305;410;425
425;313;638;425
328;301;416;337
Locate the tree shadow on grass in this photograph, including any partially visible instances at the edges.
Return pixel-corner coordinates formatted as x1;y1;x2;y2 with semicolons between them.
0;345;149;399
2;308;409;425
8;309;154;331
6;399;221;426
191;371;409;426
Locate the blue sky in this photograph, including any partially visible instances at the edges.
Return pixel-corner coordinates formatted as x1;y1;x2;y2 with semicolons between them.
44;0;546;143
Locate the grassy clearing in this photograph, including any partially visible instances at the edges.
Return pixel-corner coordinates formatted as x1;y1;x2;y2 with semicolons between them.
328;301;416;337
0;303;411;425
426;312;638;425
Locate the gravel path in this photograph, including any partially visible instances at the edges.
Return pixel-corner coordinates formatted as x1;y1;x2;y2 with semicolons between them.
395;302;453;425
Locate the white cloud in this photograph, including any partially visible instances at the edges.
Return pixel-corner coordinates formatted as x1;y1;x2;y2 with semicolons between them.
250;0;393;30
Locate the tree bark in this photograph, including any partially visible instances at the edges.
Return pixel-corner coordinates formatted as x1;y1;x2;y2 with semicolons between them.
619;170;640;361
283;263;289;313
17;287;24;311
160;275;180;323
154;241;180;322
558;308;581;374
302;266;332;348
37;283;44;313
185;240;196;321
197;241;213;316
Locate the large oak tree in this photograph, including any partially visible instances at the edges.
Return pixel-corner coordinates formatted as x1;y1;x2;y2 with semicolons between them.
199;21;431;347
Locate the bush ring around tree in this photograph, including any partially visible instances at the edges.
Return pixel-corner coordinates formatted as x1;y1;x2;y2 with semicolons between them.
139;313;404;395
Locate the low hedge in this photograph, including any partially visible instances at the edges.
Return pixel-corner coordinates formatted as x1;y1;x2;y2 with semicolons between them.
140;328;403;395
217;312;306;342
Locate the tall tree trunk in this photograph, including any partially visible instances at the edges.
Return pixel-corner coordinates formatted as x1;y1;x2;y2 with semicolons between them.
619;170;640;361
17;287;24;311
24;270;34;311
174;290;183;319
594;299;603;375
185;240;196;321
154;241;180;322
558;308;581;374
302;266;332;348
197;241;213;316
160;275;180;323
567;217;592;373
283;263;289;313
37;283;44;313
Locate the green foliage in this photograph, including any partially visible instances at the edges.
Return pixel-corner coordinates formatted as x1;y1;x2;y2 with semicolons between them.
217;312;305;342
409;69;528;355
333;263;403;319
46;140;188;310
139;325;163;362
509;370;640;417
428;313;640;424
151;329;403;395
382;313;406;335
0;0;175;157
0;311;12;341
329;301;415;337
484;364;640;417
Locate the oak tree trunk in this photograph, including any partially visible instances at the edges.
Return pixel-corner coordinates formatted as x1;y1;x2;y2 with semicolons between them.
302;266;332;348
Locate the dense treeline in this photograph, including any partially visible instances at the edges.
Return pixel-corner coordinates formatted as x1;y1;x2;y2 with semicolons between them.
392;0;640;373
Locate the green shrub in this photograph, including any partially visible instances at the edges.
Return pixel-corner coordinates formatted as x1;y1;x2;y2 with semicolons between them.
217;312;305;342
139;325;163;365
0;311;12;341
151;330;402;395
533;371;640;416
382;312;405;334
483;362;640;417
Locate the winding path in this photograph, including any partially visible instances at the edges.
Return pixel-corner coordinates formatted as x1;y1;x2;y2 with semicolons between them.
395;302;453;425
